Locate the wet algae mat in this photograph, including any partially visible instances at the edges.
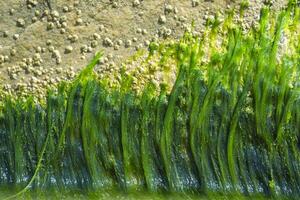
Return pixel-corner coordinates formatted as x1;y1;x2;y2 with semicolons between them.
0;2;299;200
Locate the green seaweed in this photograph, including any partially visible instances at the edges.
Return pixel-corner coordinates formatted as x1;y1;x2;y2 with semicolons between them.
0;2;299;200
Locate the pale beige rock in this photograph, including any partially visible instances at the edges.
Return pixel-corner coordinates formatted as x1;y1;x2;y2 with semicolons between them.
0;0;287;97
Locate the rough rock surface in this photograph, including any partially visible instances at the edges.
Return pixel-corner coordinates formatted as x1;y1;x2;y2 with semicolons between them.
0;0;286;97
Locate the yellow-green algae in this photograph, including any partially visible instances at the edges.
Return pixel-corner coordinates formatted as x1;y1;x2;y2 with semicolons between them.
0;1;299;200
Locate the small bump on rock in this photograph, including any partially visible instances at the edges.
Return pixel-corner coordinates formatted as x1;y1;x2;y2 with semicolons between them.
16;18;26;27
64;46;73;54
133;0;140;7
13;34;19;40
158;15;167;24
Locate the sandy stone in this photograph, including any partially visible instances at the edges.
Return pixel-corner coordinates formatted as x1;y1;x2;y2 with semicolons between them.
0;0;287;97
